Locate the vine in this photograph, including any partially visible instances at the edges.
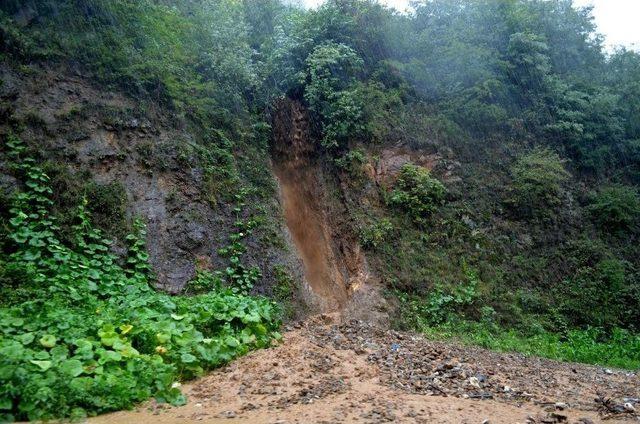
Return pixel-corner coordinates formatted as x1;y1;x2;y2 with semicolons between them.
0;135;280;422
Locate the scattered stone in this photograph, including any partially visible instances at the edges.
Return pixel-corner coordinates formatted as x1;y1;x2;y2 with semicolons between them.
173;317;640;423
469;377;481;389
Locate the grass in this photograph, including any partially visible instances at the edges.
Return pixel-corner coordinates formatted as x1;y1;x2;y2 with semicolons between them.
422;321;640;370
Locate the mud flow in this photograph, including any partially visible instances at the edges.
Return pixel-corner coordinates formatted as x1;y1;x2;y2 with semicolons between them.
271;98;350;311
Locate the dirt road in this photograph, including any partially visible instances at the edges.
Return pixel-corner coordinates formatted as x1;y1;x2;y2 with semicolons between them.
91;316;639;423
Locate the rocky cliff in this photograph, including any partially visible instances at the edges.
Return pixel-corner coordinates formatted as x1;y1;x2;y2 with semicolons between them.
0;64;303;297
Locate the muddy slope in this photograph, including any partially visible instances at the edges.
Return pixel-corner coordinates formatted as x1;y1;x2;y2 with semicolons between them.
271;98;372;312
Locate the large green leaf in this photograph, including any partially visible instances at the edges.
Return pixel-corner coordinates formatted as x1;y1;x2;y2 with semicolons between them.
39;335;57;348
30;360;52;372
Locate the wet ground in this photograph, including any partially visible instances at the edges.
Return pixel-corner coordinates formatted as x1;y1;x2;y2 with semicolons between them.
91;315;639;423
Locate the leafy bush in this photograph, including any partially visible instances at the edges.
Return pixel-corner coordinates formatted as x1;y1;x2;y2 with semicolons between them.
85;181;128;239
558;258;638;330
0;136;279;421
217;218;262;295
184;270;223;295
389;164;446;225
271;265;296;320
508;148;570;219
588;184;640;232
272;265;295;301
355;81;405;143
395;267;479;329
358;218;393;249
335;148;367;178
302;42;366;149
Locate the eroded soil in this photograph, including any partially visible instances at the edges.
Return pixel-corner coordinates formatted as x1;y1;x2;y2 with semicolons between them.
91;316;639;423
271;98;369;312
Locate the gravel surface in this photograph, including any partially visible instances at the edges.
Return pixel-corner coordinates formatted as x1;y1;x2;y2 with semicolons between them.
90;315;640;424
309;318;639;421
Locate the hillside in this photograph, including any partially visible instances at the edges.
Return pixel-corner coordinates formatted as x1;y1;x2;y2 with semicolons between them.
0;0;639;422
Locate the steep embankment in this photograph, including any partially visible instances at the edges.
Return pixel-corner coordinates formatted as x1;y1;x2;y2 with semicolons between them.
271;98;349;310
91;316;640;423
0;64;303;297
270;98;384;317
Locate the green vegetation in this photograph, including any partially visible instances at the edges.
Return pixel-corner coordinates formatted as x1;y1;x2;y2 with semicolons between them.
0;136;279;421
217;218;263;296
271;265;296;320
397;269;640;369
303;42;366;149
1;2;640;418
588;185;640;232
1;0;257;129
423;323;640;370
358;218;393;249
335;148;367;178
389;164;446;226
558;257;638;330
394;266;479;327
508;148;570;219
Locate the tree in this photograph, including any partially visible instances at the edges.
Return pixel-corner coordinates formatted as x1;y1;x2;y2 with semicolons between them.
302;42;365;149
390;164;446;226
588;185;640;232
509;148;570;219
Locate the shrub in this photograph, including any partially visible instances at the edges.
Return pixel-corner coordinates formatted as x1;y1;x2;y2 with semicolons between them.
508;148;570;219
558;258;637;330
86;182;128;239
389;164;446;225
302;42;365;149
356;81;404;143
358;218;393;249
395;267;479;329
272;265;295;301
588;184;640;232
272;265;296;320
183;269;223;295
335;148;367;178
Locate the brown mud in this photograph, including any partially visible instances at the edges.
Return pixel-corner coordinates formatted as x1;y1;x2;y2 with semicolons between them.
91;316;639;424
270;98;368;311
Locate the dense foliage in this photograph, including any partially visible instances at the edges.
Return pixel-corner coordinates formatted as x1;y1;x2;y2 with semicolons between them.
389;164;446;225
508;148;570;219
1;0;640;410
0;136;279;421
588;185;640;232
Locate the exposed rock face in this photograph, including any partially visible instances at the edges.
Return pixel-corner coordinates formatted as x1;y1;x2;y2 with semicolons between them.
0;64;391;319
374;147;460;186
0;64;299;294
